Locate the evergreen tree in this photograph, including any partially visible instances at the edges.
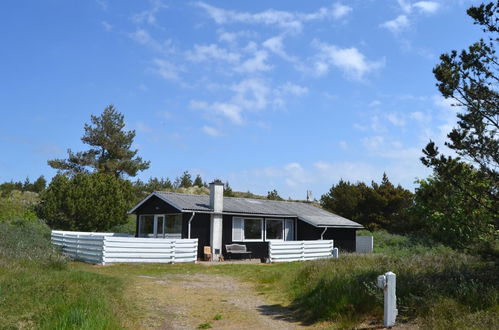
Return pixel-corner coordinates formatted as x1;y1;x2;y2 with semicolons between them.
193;174;204;187
32;175;47;193
48;105;149;178
418;1;498;248
178;171;192;188
267;189;284;201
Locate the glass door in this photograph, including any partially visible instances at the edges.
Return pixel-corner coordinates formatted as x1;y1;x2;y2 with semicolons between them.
155;215;165;238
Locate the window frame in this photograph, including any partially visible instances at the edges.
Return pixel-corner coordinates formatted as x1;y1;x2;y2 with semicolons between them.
264;218;285;241
138;213;182;238
232;217;264;242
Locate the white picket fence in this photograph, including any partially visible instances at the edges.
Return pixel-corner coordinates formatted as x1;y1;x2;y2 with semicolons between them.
268;240;335;262
51;230;198;265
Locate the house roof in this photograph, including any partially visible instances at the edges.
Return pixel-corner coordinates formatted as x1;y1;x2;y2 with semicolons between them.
129;191;363;229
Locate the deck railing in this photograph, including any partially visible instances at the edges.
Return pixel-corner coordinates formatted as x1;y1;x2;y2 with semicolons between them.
51;230;198;265
268;240;335;262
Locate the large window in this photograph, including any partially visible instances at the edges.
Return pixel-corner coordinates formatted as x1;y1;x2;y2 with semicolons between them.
244;218;263;240
138;214;182;238
232;218;293;242
166;214;182;237
266;219;283;240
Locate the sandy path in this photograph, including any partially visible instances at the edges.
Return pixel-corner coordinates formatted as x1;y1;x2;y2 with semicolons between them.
129;273;308;329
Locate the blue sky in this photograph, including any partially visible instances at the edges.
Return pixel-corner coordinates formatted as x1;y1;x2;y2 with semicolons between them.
0;0;482;199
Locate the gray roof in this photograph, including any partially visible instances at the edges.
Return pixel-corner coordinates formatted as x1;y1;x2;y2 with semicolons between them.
131;191;363;229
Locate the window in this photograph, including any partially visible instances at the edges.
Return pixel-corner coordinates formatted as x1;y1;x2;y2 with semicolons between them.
244;218;263;240
265;219;283;240
166;214;182;237
139;215;154;237
232;217;263;241
138;214;182;238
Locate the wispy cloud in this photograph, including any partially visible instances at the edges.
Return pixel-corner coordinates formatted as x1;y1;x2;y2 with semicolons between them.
132;0;167;26
194;1;352;33
202;125;221;137
129;29;174;53
101;21;113;32
235;50;272;73
187;44;241;63
151;59;182;80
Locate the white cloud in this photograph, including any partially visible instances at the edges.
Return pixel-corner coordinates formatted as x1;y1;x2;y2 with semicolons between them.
331;3;353;20
380;15;410;34
132;0;166;25
187;44;240;63
194;1;352;33
338;141;348;150
129;29;174;53
278;82;308;96
231;78;270;110
409;111;430;123
202;125;221;137
362;135;385;151
386;113;406;127
369;100;381;107
312;40;384;80
397;0;413;13
152;59;181;80
413;1;440;14
135;121;152;133
262;36;295;61
191;101;244;125
235;50;272;73
101;21;113;32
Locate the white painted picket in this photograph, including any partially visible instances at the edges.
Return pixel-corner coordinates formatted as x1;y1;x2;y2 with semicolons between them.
51;231;198;265
268;240;334;262
102;237;198;264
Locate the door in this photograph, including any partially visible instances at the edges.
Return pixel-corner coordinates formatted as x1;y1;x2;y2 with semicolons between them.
155;215;165;238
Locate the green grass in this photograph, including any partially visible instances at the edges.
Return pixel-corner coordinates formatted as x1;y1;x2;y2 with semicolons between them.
2;219;497;329
86;230;499;329
0;220;133;329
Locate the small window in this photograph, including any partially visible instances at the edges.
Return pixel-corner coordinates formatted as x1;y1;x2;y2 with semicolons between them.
244;218;263;240
266;219;283;240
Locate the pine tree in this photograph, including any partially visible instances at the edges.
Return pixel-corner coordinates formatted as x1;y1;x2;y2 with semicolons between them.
48;105;150;178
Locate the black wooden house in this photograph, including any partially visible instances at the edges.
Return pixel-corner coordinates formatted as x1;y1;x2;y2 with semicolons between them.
129;182;363;260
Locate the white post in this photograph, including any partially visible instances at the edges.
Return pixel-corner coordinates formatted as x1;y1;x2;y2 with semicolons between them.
377;271;397;327
332;247;339;259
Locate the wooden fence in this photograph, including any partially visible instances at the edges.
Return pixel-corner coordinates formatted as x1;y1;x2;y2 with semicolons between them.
51;230;198;265
268;240;335;262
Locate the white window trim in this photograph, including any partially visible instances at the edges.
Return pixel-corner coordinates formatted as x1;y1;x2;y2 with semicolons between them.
265;218;285;241
232;217;264;242
139;213;182;238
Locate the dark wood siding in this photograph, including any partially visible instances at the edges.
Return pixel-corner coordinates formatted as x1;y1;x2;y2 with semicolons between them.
189;212;211;258
133;195;181;214
296;220;357;252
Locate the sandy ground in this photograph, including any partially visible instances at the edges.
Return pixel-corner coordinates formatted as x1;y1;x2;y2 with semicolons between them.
128;273;308;329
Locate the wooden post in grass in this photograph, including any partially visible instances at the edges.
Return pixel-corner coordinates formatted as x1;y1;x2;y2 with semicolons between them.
377;271;397;327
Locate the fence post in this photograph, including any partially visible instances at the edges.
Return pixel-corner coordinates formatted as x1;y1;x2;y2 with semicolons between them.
332;247;339;259
172;240;176;264
377;271;397;327
101;236;106;265
301;241;305;261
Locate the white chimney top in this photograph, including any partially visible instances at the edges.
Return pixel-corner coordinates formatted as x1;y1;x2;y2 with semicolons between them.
209;181;224;213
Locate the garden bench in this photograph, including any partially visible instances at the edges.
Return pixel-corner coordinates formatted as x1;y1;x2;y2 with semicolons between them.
225;244;252;260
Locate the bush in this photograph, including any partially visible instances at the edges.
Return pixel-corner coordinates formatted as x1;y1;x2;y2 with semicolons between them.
37;173;135;231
